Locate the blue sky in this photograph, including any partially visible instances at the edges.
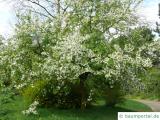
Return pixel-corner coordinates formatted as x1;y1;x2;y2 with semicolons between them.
0;0;159;38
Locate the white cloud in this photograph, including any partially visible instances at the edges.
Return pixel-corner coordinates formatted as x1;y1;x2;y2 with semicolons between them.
0;1;15;38
137;0;160;28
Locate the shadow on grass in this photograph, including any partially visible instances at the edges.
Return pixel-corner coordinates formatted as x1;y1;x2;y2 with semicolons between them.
1;97;150;120
38;105;134;120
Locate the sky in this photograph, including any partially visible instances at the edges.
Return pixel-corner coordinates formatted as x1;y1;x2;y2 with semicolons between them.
0;1;16;38
0;0;159;38
137;0;160;27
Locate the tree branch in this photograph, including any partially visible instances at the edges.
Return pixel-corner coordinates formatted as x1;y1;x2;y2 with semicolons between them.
27;0;56;19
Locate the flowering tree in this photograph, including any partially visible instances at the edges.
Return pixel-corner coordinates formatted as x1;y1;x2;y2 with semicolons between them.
1;0;160;112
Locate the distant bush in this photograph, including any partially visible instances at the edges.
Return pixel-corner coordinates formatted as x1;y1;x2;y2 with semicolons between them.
142;67;160;100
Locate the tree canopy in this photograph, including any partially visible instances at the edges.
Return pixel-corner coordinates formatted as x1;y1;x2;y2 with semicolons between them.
0;0;160;115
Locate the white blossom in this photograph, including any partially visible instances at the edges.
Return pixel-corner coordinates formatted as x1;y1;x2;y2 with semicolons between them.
22;101;39;115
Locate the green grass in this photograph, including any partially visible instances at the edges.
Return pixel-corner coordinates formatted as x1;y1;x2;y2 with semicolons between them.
0;96;152;120
116;100;152;112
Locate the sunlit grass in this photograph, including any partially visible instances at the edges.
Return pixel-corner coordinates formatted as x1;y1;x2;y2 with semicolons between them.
0;96;152;120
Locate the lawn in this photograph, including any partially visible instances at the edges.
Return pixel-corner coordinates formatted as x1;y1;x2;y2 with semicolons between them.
0;96;152;120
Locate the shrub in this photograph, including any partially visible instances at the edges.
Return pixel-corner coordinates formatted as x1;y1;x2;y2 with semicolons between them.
144;68;160;100
23;80;50;105
0;86;15;116
23;79;91;109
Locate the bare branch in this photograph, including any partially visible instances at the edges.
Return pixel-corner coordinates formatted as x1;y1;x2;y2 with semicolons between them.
29;9;52;19
27;0;56;19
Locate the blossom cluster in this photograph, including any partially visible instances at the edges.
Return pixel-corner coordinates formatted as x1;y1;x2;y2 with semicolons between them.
22;101;39;115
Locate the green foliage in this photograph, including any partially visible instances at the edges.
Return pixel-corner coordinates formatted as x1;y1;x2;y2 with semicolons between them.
23;80;49;105
144;67;160;100
23;79;70;108
104;82;124;107
0;85;15;117
110;26;155;51
23;79;92;109
1;0;159;112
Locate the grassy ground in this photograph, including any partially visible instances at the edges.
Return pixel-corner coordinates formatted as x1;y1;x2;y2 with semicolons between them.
0;97;152;120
